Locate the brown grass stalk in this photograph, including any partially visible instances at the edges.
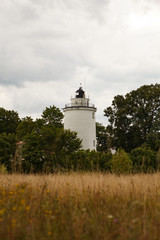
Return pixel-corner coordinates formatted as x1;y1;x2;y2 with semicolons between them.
0;173;160;239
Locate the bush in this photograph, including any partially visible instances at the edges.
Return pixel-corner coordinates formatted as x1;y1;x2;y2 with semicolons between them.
130;146;156;173
111;149;132;174
0;164;8;174
69;150;112;172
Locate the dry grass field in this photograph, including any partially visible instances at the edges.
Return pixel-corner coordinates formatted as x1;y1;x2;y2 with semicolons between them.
0;173;160;240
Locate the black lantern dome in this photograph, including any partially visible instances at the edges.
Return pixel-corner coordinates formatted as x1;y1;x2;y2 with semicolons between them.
75;87;85;98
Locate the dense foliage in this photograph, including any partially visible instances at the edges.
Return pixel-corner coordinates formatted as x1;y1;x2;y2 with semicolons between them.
104;84;160;152
0;83;159;173
0;106;83;173
0;105;112;173
0;107;20;134
111;149;132;174
96;122;109;152
103;84;160;171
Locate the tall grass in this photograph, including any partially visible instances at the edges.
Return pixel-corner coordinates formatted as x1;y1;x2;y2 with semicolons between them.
0;173;160;239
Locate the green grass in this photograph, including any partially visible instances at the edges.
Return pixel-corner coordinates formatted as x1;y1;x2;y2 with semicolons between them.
0;173;160;239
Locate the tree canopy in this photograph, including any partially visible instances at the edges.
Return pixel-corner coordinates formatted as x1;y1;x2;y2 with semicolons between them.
96;122;109;152
104;84;160;152
41;105;63;128
0;105;83;173
16;117;35;140
0;107;20;134
0;84;159;174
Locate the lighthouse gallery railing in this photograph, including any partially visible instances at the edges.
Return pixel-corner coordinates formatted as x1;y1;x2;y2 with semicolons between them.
64;103;96;108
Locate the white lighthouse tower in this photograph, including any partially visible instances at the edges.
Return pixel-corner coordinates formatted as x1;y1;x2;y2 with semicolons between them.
63;86;97;150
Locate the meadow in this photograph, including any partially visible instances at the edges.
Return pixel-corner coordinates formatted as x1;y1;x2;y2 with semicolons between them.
0;173;160;240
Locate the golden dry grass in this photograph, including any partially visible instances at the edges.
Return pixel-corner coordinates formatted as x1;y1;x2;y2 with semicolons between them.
0;173;160;239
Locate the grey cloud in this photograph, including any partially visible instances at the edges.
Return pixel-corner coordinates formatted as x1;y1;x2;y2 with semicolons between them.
0;0;39;26
85;0;110;22
0;42;90;87
0;0;160;125
28;0;110;23
0;0;100;87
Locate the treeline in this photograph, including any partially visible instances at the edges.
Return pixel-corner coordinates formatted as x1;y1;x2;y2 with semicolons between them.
0;83;160;174
97;83;160;173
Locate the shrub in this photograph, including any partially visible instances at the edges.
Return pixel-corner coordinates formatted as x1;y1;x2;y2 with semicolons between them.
0;164;8;174
130;146;156;173
111;149;132;174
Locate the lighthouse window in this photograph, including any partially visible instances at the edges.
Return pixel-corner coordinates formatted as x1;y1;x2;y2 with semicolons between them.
93;140;95;147
92;113;95;119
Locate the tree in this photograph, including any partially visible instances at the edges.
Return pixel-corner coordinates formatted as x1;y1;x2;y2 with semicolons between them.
21;126;82;173
21;125;60;173
0;133;16;171
56;130;82;155
16;117;35;140
22;131;46;173
146;109;160;151
130;146;156;172
104;84;160;152
41;105;63;128
69;150;112;172
0;107;20;134
96;122;109;152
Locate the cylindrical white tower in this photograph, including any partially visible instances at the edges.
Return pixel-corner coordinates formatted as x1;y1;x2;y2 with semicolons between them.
63;86;97;150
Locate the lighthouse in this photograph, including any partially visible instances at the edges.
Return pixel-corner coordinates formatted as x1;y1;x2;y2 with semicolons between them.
63;86;97;150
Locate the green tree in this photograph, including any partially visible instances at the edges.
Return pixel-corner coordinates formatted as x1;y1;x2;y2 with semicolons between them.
22;126;82;173
16;117;35;140
96;122;109;152
0;107;20;134
104;84;160;152
130;146;157;172
111;149;132;174
22;125;60;173
146;110;160;151
0;133;16;171
34;118;46;134
56;130;82;155
22;131;45;173
69;150;112;172
41;105;63;128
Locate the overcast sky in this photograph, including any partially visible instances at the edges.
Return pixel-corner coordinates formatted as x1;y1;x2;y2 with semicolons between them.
0;0;160;125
